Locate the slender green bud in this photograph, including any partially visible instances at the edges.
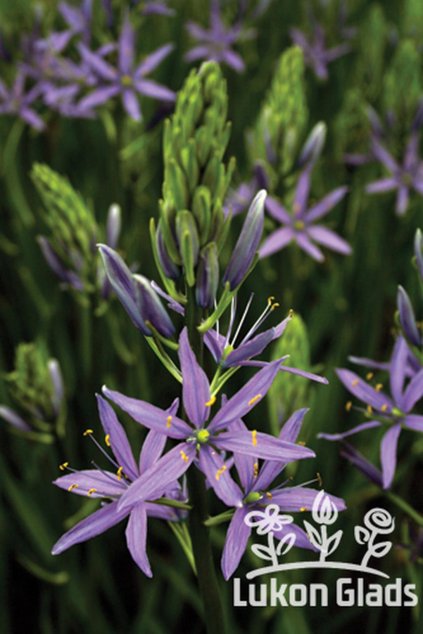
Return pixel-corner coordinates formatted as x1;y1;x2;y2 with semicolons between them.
176;210;200;287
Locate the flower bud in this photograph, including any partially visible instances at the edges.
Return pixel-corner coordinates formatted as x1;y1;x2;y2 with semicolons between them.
106;204;121;249
297;122;327;167
175;210;200;287
397;285;420;347
223;190;266;289
156;222;181;280
196;243;219;308
133;275;175;338
414;228;423;279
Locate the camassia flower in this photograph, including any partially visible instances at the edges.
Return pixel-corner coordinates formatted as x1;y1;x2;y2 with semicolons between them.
0;69;45;130
102;328;315;512
319;336;423;489
52;395;183;577
259;166;350;262
78;14;175;120
290;23;351;81
208;410;346;579
185;0;255;72
365;134;423;216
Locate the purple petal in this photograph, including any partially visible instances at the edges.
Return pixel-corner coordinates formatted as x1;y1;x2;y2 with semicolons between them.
293;166;312;215
365;178;398;194
230;419;256;491
0;406;30;431
348;356;390;372
139;430;167;473
52;501;128;555
397;286;420;347
265;196;291;224
279;408;309;443
389;337;409;407
224;330;274;367
118;442;196;510
122;89;141;120
214;430;315;462
270;487;346;513
371;138;399;173
318;420;382;441
380;424;402;489
198;445;243;506
119;15;135;75
403;368;423;412
221;507;251;580
102;386;190;439
78;44;117;80
278;363;328;384
79;85;120;110
404;415;423;432
136;44;174;77
20;108;45;131
340;443;383;487
204;329;226;362
221;50;245;72
96;395;138;480
135;79;175;102
184;46;211;63
337;368;394;411
295;233;325;261
53;470;126;498
178;328;210;427
305;187;348;222
307;226;351;255
209;360;281;432
125;503;152;576
259;227;294;258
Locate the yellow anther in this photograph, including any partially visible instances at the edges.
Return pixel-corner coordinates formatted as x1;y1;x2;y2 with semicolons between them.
352;379;359;387
297;440;306;446
366;372;374;380
251;430;258;446
267;296;276;306
366;405;373;415
105;434;111;447
166;415;173;428
381;404;389;412
117;466;124;480
288;309;295;318
180;450;189;463
253;462;259;478
265;491;273;499
316;472;323;487
248;394;262;407
270;302;280;311
345;401;352;412
83;428;94;436
215;465;227;481
87;488;97;496
205;395;216;407
59;461;69;471
375;383;383;392
300;507;307;512
67;483;78;492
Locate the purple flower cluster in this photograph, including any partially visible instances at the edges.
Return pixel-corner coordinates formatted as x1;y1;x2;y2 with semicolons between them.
0;4;175;129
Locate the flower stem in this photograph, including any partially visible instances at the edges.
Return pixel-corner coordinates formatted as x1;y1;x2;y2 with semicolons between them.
186;288;227;634
385;492;423;527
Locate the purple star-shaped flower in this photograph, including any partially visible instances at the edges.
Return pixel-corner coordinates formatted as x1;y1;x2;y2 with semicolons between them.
78;14;175;120
259;166;350;262
290;23;351;81
102;328;315;512
365;134;423;215
319;336;423;489
0;69;45;130
209;410;345;579
52;395;183;577
185;0;255;73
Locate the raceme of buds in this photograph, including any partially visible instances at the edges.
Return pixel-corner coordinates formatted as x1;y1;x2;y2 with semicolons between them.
156;61;234;290
223;190;266;290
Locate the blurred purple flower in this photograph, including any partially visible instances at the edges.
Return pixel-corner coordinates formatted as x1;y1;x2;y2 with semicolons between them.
224;163;269;217
259;166;350;262
0;69;45;130
103;328;315;512
214;411;345;579
142;1;175;16
78;14;174;120
290;23;350;81
185;0;255;73
319;336;423;489
365;134;423;216
37;0;93;53
52;395;183;577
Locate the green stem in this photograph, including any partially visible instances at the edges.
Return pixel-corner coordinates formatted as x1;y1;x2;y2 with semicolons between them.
385;492;423;527
185;288;227;634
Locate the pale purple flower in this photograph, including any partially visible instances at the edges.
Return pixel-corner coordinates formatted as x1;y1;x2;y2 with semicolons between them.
259;166;350;262
214;411;345;579
102;328;315;512
290;23;351;81
78;14;175;121
52;396;183;577
365;134;423;215
0;69;45;130
319;336;423;489
142;1;175;16
185;0;255;73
